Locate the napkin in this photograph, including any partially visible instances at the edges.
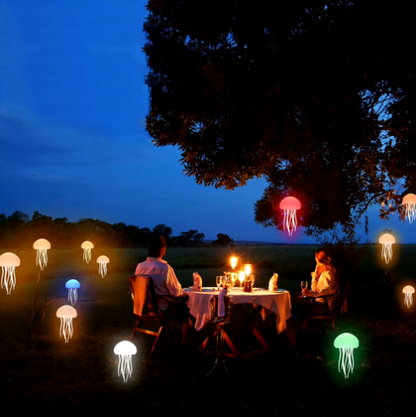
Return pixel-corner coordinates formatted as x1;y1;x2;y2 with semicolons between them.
218;288;228;317
192;272;202;291
268;273;279;291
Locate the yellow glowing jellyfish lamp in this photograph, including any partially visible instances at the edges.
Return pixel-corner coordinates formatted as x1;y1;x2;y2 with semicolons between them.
378;232;396;264
279;196;301;236
402;285;415;308
97;255;110;278
402;193;416;224
33;238;51;270
0;252;20;295
81;240;94;263
334;333;359;379
56;305;77;343
114;341;137;382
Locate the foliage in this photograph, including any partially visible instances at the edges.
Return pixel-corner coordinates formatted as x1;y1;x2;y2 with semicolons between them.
144;0;416;240
176;229;205;247
212;233;234;247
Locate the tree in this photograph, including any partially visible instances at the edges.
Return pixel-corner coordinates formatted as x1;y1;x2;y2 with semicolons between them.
177;230;205;247
144;0;416;239
212;233;234;247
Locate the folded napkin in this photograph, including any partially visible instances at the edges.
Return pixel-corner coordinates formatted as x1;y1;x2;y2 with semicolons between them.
268;273;279;291
218;288;227;317
192;272;202;291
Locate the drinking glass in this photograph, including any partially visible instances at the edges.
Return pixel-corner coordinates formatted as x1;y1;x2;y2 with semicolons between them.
216;276;222;290
300;281;308;297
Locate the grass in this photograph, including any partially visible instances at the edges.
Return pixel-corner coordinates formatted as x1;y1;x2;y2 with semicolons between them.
1;245;416;415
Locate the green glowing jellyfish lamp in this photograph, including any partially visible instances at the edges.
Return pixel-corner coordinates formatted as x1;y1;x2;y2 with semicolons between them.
0;252;20;295
81;240;94;264
65;279;81;306
402;193;416;224
33;238;51;270
97;255;110;278
378;231;396;264
334;333;359;379
56;305;77;343
114;341;137;382
402;285;415;308
279;196;301;236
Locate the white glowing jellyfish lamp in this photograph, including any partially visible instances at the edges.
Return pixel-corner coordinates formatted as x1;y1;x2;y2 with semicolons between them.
279;196;301;236
402;193;416;224
81;240;94;264
97;255;110;278
33;238;51;270
114;341;137;382
56;305;77;343
334;333;359;379
65;279;81;306
0;252;20;295
402;285;415;308
378;232;396;264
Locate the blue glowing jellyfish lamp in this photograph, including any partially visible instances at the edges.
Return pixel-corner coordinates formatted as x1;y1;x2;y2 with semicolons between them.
114;341;137;382
334;333;359;379
65;279;81;306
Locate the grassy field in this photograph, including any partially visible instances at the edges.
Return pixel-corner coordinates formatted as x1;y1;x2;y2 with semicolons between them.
1;245;416;415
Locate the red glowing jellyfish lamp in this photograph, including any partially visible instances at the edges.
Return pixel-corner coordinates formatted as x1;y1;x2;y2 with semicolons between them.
402;193;416;224
279;196;301;236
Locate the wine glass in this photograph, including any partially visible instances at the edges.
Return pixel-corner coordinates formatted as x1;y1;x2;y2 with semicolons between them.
216;276;222;291
249;275;256;288
300;281;308;297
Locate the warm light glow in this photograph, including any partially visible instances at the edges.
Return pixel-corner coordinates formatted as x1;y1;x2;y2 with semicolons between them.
334;333;359;378
279;196;301;236
230;256;238;269
243;264;252;276
114;341;137;382
33;238;51;270
238;271;246;284
81;241;94;263
97;255;110;278
378;232;396;264
65;279;81;305
402;285;415;308
56;305;77;343
402;193;416;223
0;252;20;295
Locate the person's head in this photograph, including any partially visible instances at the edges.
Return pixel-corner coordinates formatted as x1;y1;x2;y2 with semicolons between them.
315;247;333;267
147;235;167;258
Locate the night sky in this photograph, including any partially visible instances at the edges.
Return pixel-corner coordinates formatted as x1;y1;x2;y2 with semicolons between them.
1;0;414;244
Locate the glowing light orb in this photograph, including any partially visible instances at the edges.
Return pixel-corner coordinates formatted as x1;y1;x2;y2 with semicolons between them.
114;341;137;382
402;193;416;224
230;256;238;269
402;285;415;308
334;333;359;379
56;305;77;343
65;279;81;306
243;264;252;276
97;255;110;278
279;196;301;236
0;252;20;295
378;232;396;264
81;240;94;263
33;238;51;270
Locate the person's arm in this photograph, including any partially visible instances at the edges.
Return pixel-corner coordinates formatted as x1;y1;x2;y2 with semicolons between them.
165;265;184;297
307;270;336;298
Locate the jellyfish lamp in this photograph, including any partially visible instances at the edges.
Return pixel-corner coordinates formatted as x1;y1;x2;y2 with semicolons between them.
81;240;94;263
114;341;137;382
402;285;415;308
279;196;301;236
56;305;77;343
378;232;396;264
33;238;51;270
334;333;359;379
97;255;110;278
0;252;20;295
65;279;81;305
402;193;416;224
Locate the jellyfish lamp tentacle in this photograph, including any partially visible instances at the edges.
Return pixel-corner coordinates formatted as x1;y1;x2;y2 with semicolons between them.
338;347;355;379
36;249;48;270
1;266;17;295
118;354;134;382
59;317;74;343
83;248;92;264
99;263;107;278
68;288;78;305
405;293;413;308
381;243;393;264
405;203;416;224
283;209;298;236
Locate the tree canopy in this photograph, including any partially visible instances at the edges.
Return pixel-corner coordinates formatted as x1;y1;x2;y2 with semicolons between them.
144;0;416;239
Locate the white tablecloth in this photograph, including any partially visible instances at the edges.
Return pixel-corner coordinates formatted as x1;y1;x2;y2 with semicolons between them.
185;288;292;333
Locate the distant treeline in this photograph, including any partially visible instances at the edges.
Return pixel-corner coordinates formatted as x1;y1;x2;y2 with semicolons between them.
0;211;234;249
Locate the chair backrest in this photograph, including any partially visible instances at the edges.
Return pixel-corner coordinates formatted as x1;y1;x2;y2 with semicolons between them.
128;275;160;318
330;274;349;315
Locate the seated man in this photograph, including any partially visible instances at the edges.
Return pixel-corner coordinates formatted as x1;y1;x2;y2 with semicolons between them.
135;235;193;344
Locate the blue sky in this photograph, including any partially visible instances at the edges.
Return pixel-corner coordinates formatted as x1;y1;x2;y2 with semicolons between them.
0;0;414;244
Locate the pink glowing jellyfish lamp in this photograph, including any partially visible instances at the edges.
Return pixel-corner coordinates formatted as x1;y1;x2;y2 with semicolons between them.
0;252;20;295
402;285;415;308
81;240;94;264
56;305;77;343
279;196;301;236
402;193;416;224
114;341;137;382
378;232;396;264
97;255;110;278
33;238;51;270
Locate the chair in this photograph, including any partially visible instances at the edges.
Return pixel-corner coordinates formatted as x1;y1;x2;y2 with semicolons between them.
302;275;350;333
128;275;177;360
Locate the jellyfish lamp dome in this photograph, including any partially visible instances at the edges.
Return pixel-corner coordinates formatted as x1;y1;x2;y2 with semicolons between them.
378;232;396;264
402;285;415;308
279;196;301;236
97;255;110;278
114;341;137;382
56;305;77;343
0;252;21;295
81;240;94;263
402;193;416;224
334;333;359;379
65;279;81;305
33;238;51;270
